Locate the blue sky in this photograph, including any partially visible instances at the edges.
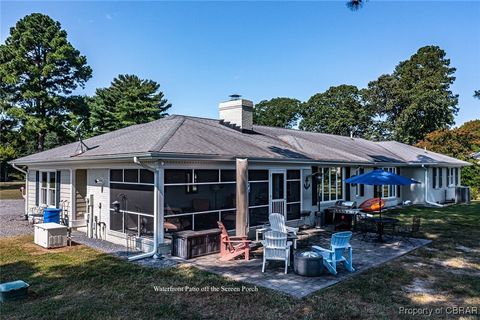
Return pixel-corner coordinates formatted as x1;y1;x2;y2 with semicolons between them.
1;1;479;126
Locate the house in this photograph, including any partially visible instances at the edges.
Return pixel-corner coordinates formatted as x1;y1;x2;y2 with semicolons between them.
11;97;470;254
473;152;480;162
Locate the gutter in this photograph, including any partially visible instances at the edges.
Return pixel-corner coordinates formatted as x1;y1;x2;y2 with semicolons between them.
12;163;27;175
421;164;445;207
11;163;28;215
128;157;162;261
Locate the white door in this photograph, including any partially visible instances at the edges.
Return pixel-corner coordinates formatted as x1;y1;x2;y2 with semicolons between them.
269;170;287;218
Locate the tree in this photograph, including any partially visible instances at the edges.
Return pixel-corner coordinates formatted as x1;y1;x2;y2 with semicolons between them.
346;0;366;11
0;13;92;152
300;85;374;138
89;74;171;135
416;120;480;199
365;46;458;144
253;97;301;129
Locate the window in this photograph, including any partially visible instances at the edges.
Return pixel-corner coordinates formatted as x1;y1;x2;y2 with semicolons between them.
455;168;459;186
164;169;236;231
40;171;56;207
447;168;459;187
432;168;437;189
353;168;365;197
109;169;155;238
381;168;397;198
315;167;344;202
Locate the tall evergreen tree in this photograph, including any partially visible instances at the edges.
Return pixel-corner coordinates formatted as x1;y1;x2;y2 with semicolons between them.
300;85;374;138
365;46;458;144
0;13;92;152
89;74;171;135
253;97;301;129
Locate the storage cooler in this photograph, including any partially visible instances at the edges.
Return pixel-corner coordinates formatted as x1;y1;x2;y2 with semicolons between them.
34;223;68;248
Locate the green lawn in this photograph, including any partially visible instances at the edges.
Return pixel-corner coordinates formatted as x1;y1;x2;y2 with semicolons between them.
0;181;25;200
1;203;479;319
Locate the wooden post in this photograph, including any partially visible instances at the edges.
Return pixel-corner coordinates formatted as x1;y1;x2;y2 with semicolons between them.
236;158;249;236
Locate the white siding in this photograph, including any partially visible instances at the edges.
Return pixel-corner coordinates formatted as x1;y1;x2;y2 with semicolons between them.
399;168;424;204
86;169;109;225
27;170;37;212
60;170;71;217
428;167;457;204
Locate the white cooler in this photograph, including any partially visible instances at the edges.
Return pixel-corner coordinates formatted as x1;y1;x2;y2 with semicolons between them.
34;223;68;248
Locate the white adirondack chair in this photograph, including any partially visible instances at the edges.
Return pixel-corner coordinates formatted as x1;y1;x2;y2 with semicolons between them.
261;230;292;274
269;213;299;235
312;231;355;275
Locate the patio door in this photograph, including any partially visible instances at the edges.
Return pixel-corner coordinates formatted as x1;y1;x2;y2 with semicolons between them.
269;170;287;218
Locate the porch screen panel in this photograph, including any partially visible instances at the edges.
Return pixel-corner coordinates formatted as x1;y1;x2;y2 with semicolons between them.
109;169;155;238
286;170;301;221
248;170;269;227
164;169;236;231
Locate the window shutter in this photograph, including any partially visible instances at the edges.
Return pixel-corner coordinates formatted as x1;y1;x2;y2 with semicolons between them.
311;166;318;206
56;171;61;208
432;168;436;189
345;167;351;201
35;171;39;206
396;168;401;198
439;168;443;188
359;168;365;197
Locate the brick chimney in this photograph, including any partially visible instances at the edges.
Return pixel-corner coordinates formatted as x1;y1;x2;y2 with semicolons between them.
219;95;253;131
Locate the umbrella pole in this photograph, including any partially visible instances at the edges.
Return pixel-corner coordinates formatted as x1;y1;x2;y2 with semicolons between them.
378;187;383;242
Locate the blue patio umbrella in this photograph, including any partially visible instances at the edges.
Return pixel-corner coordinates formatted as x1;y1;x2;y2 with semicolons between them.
345;169;420;241
345;169;420;186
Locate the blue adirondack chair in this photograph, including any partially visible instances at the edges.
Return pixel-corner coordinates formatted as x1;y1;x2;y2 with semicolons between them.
312;231;355;275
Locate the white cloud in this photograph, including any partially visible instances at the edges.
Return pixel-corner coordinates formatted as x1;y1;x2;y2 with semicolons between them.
105;13;113;20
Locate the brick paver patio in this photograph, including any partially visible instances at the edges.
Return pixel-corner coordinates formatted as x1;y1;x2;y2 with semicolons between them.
185;229;431;298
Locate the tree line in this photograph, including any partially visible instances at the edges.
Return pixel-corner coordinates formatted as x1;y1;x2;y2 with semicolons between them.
254;45;465;145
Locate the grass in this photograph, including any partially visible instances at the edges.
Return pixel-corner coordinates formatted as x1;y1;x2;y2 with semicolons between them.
1;203;479;319
0;181;25;200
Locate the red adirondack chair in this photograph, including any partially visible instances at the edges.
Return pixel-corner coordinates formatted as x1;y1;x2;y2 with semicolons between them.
217;221;251;261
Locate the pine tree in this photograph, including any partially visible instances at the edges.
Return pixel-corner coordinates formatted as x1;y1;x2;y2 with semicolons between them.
0;13;92;152
89;74;171;135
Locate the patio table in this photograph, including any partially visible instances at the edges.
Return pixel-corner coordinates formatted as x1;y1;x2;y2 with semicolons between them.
365;217;399;242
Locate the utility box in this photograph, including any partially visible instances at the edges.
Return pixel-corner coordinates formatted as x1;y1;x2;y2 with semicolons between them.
34;223;68;249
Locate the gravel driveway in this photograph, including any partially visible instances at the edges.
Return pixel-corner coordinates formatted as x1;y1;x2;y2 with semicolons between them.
0;199;33;237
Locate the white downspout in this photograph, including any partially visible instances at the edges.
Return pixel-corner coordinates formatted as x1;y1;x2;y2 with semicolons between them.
128;157;161;261
12;163;28;216
422;165;445;207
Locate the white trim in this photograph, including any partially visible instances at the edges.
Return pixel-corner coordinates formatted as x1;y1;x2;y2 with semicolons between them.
39;170;57;207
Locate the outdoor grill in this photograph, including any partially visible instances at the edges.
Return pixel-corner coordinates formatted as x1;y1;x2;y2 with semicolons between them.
325;201;358;231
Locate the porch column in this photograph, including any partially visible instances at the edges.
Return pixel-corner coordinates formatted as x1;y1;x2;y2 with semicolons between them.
236;158;249;236
157;166;165;245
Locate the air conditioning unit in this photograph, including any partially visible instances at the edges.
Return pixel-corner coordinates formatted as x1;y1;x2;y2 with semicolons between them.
455;187;471;204
34;223;68;249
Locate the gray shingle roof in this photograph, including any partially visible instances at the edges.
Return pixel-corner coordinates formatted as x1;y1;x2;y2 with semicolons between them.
12;115;469;166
